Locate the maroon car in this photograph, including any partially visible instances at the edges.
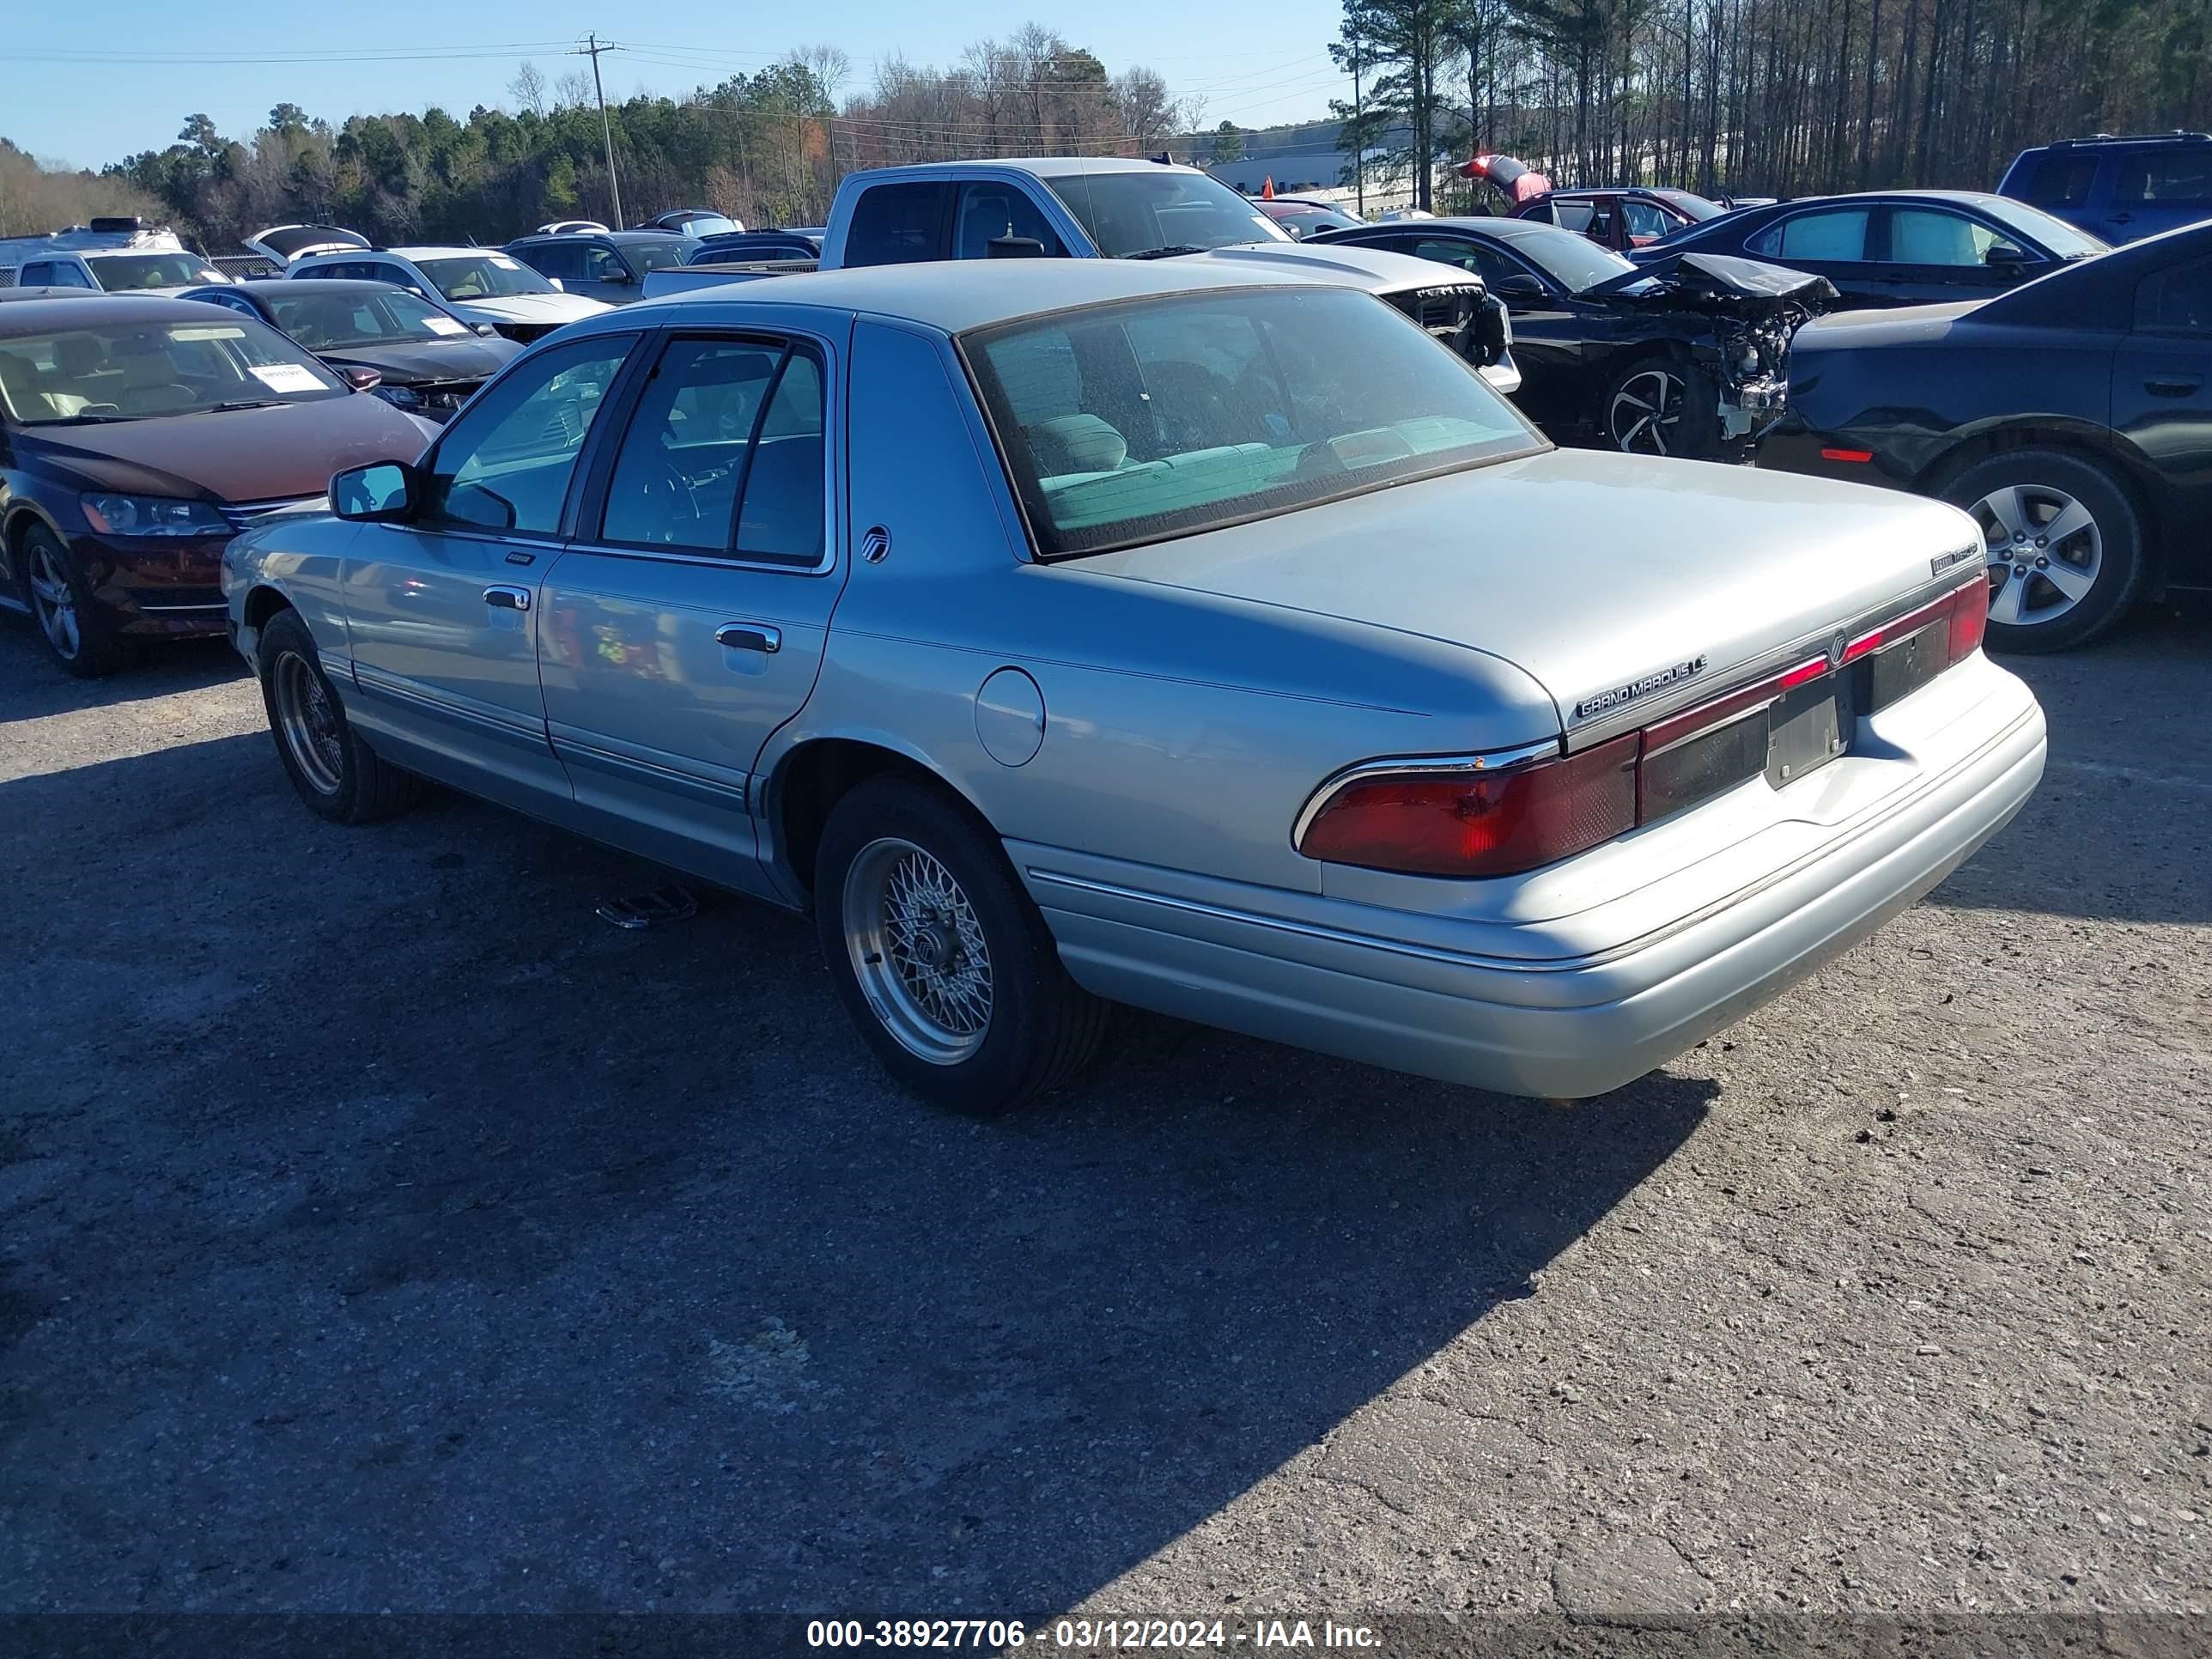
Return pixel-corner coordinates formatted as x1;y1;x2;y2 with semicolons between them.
0;295;427;676
1514;187;1728;252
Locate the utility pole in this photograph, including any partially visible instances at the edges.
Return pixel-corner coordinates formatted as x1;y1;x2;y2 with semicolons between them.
1352;46;1364;217
580;33;625;228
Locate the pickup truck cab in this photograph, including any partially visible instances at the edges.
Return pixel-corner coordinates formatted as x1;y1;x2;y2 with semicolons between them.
10;246;232;297
645;158;1521;394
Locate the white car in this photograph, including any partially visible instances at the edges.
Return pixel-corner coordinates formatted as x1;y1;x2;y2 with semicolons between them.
286;246;611;343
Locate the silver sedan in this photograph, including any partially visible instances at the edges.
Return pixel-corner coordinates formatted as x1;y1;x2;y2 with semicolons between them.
223;259;2046;1114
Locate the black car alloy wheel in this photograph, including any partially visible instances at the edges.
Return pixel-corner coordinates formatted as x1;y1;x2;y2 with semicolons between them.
1608;366;1686;453
1942;447;2147;653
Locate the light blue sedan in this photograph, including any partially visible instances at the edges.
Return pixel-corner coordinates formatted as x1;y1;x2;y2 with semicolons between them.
223;259;2045;1114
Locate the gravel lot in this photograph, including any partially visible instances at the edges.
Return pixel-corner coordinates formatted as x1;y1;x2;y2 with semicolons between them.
0;608;2207;1636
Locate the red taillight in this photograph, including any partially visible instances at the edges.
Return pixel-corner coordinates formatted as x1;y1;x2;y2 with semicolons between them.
1947;571;1989;659
1297;735;1638;878
1820;447;1875;464
1297;574;1995;880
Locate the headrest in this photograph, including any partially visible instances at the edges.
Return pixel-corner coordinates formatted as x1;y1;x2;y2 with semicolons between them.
1026;413;1127;477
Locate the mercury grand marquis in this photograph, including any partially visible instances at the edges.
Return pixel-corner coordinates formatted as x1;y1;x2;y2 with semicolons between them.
222;259;2047;1114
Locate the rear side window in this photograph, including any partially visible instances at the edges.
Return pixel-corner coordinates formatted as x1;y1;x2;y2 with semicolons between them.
2136;255;2212;332
598;337;825;564
843;182;949;267
1749;209;1870;260
1550;201;1595;233
2024;154;2101;209
2117;149;2212;205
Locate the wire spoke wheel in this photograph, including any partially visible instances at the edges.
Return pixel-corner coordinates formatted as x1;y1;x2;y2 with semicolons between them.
1608;368;1686;455
1969;481;2103;629
842;836;994;1066
26;542;81;660
272;651;345;796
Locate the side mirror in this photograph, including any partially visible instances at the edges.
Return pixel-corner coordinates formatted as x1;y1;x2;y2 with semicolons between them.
1494;272;1547;300
546;276;565;291
601;267;634;284
987;234;1049;259
337;365;384;392
1985;241;2030;267
331;460;418;522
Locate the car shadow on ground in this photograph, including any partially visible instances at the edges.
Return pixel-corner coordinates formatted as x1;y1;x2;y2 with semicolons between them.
0;728;1715;1615
0;626;245;724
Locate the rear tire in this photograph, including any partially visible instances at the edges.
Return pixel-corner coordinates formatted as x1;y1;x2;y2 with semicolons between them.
814;775;1106;1117
1938;447;2145;653
16;525;134;678
257;608;422;823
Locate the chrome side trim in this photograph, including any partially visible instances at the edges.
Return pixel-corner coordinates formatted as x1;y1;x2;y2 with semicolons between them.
351;664;549;750
136;601;229;614
1289;737;1562;848
548;723;755;811
1028;867;1541;974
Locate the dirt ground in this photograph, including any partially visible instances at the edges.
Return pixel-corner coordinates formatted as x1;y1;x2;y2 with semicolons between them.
0;609;2206;1635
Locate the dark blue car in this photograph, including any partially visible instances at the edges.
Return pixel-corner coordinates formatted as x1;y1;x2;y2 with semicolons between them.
1998;132;2212;245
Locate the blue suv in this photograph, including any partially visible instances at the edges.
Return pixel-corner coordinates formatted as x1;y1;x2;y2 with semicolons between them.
1998;131;2212;244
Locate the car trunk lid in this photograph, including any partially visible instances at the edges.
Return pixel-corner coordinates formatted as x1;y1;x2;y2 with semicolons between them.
1078;448;1981;740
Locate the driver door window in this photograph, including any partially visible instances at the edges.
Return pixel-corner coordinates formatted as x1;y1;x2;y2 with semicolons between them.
1621;200;1671;242
426;335;635;533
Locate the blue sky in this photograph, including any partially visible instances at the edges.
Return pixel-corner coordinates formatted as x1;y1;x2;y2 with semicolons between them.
14;0;1353;170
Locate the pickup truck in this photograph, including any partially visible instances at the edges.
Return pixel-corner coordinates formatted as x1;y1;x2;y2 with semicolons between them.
643;157;1520;393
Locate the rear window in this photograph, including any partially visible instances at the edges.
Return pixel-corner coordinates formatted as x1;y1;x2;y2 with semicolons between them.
843;182;949;267
87;253;226;290
962;287;1538;559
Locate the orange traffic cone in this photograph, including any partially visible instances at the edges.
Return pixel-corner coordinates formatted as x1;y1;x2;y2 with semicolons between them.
1261;177;1275;199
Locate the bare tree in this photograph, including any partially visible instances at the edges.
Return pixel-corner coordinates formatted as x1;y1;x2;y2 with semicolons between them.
508;61;548;118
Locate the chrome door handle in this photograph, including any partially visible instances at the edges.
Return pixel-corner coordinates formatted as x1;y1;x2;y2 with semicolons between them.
715;622;781;653
483;585;532;612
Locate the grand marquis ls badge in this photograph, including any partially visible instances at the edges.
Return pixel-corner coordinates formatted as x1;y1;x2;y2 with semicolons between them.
1573;654;1709;720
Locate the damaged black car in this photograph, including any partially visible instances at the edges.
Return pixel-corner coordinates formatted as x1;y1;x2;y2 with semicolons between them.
1311;216;1834;459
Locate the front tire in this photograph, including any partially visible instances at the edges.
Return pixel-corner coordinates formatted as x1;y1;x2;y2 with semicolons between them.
1939;447;2146;653
16;525;134;678
1602;356;1720;459
257;608;422;823
814;775;1106;1116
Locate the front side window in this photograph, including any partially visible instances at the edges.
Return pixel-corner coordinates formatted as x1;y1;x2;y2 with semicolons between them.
0;317;345;424
623;240;693;274
963;287;1539;558
599;338;824;562
1043;169;1291;258
954;184;1062;259
1750;209;1870;261
416;253;556;301
1621;200;1673;240
1978;197;2108;258
425;335;634;532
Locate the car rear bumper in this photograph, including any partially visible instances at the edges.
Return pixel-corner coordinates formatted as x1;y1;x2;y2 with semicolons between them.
1017;663;2045;1099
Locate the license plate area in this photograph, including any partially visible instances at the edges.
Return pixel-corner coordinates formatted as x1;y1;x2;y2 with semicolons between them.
1765;673;1852;788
